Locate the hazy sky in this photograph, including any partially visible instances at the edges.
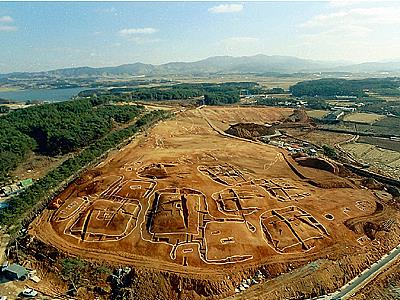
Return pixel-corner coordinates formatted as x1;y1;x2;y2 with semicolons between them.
0;1;400;73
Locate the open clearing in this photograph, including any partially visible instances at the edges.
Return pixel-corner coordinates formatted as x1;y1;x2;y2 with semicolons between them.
28;105;396;280
306;109;330;119
174;75;306;90
343;112;386;124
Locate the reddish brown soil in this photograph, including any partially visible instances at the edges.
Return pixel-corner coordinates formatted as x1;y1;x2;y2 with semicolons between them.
27;106;400;298
353;261;400;300
295;157;339;174
226;123;275;140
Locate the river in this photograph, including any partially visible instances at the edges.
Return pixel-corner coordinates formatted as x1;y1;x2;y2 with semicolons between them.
0;87;91;103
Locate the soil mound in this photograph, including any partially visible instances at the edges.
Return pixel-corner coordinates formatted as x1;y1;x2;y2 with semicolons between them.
285;109;310;123
75;170;102;185
361;178;385;190
344;201;394;239
307;179;352;188
295;157;338;174
138;163;169;179
225;123;275;140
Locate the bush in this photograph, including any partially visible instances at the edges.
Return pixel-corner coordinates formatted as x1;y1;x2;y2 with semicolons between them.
322;145;337;159
61;257;86;288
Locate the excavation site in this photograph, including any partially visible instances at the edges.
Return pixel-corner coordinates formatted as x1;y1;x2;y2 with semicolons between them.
27;106;400;299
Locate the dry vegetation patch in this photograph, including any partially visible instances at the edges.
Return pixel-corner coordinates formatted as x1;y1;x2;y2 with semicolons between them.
343;112;386;124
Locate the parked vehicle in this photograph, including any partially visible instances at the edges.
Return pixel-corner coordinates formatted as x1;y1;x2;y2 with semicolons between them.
21;288;38;297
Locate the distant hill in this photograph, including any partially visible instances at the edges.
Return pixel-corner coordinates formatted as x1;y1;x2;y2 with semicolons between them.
1;55;344;78
2;54;400;78
332;61;400;73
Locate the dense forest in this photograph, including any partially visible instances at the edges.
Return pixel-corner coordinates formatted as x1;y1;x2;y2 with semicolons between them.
203;91;240;105
0;98;144;184
79;82;259;105
290;77;400;97
0;105;10;113
360;100;400;117
0;110;168;230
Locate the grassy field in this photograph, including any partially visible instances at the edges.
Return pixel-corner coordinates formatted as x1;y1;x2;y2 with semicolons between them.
175;75;306;90
328;121;400;136
343;112;386;124
341;143;400;166
306;110;330;119
341;142;400;179
366;92;400;102
0;87;20;92
373;116;400;128
327;100;356;107
358;136;400;152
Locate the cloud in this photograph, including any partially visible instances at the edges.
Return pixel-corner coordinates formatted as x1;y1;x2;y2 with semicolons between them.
297;4;400;62
0;15;17;32
118;27;160;44
208;4;243;14
119;27;158;36
0;16;13;23
298;27;400;62
0;25;17;32
300;6;400;28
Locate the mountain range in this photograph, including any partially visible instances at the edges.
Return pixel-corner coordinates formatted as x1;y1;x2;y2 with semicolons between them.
2;54;400;78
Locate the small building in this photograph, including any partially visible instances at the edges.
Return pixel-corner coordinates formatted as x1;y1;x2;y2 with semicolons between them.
0;178;33;197
335;95;357;100
19;178;33;189
341;107;356;112
0;201;9;210
0;184;20;197
308;148;317;156
1;263;28;281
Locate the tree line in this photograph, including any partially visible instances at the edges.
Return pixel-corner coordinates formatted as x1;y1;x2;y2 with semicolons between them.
0;110;169;231
79;82;260;105
289;77;400;98
0;98;144;184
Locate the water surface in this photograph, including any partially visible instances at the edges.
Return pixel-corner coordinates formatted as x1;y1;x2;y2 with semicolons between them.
0;87;90;102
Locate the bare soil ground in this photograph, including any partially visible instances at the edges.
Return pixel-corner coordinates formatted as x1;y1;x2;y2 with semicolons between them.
26;106;400;299
199;106;293;131
285;128;353;147
353;261;400;300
